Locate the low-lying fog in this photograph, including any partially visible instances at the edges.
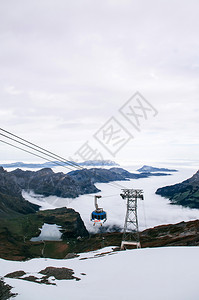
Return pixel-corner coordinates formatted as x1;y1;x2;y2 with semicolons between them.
23;165;199;233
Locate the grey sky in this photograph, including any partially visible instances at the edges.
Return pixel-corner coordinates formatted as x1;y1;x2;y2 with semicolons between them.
0;0;199;164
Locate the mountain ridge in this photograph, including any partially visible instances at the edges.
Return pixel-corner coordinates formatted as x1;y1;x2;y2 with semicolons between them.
0;166;171;217
137;165;178;172
156;170;199;208
0;159;119;169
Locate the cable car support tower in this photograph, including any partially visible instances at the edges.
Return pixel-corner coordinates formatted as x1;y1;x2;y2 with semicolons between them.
120;189;144;250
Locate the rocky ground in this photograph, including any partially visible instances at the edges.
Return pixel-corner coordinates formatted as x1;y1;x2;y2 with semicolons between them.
0;167;39;218
1;217;199;261
0;278;17;300
5;266;80;285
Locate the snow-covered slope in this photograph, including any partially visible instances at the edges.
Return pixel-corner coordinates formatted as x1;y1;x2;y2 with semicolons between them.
1;247;199;300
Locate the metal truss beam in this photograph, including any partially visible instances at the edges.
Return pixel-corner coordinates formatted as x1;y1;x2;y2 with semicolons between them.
120;189;144;250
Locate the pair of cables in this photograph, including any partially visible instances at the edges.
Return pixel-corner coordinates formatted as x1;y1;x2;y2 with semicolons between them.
0;128;127;191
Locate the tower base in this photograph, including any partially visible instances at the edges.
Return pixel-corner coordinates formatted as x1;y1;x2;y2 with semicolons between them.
120;241;141;250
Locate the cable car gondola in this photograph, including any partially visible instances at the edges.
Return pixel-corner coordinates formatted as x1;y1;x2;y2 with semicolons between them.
91;195;107;225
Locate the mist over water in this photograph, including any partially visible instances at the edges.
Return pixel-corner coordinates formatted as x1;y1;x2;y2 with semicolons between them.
23;165;199;233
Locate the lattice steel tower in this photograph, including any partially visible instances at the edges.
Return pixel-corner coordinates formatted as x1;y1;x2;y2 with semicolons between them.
120;189;144;250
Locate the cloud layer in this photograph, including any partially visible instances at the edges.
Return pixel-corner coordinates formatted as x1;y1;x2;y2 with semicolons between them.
0;0;199;163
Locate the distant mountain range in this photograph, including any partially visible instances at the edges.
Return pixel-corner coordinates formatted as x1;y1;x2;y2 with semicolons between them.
137;165;178;172
1;164;197;262
1;162;180;175
78;160;119;166
156;170;199;208
0;166;171;217
0;160;119;169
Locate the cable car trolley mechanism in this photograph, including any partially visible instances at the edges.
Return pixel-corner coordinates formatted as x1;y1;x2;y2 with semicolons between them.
91;195;107;226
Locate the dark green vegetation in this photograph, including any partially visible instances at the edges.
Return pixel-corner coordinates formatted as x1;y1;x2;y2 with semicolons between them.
0;207;88;260
156;170;199;208
1;166;198;261
0;167;90;260
1;217;199;260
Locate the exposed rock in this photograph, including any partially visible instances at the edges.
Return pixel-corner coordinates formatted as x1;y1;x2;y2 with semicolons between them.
68;168;126;183
64;253;80;259
5;271;54;285
140;219;199;247
0;166;100;218
110;167;171;178
0;278;17;299
68;167;171;184
0;167;39;217
39;276;56;285
11;168;99;198
23;275;47;284
156;170;199;208
39;266;80;281
109;167;139;179
5;266;80;285
5;271;26;279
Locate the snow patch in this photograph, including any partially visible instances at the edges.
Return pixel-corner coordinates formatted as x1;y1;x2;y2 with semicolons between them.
31;223;62;241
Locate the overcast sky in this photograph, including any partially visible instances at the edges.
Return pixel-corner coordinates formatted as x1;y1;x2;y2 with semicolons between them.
0;0;199;165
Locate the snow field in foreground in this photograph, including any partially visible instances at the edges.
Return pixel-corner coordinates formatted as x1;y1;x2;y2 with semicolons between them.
1;246;199;300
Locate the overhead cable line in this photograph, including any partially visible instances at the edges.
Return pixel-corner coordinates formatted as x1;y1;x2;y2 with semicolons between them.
0;128;128;190
0;139;75;172
0;128;82;170
0;132;79;171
